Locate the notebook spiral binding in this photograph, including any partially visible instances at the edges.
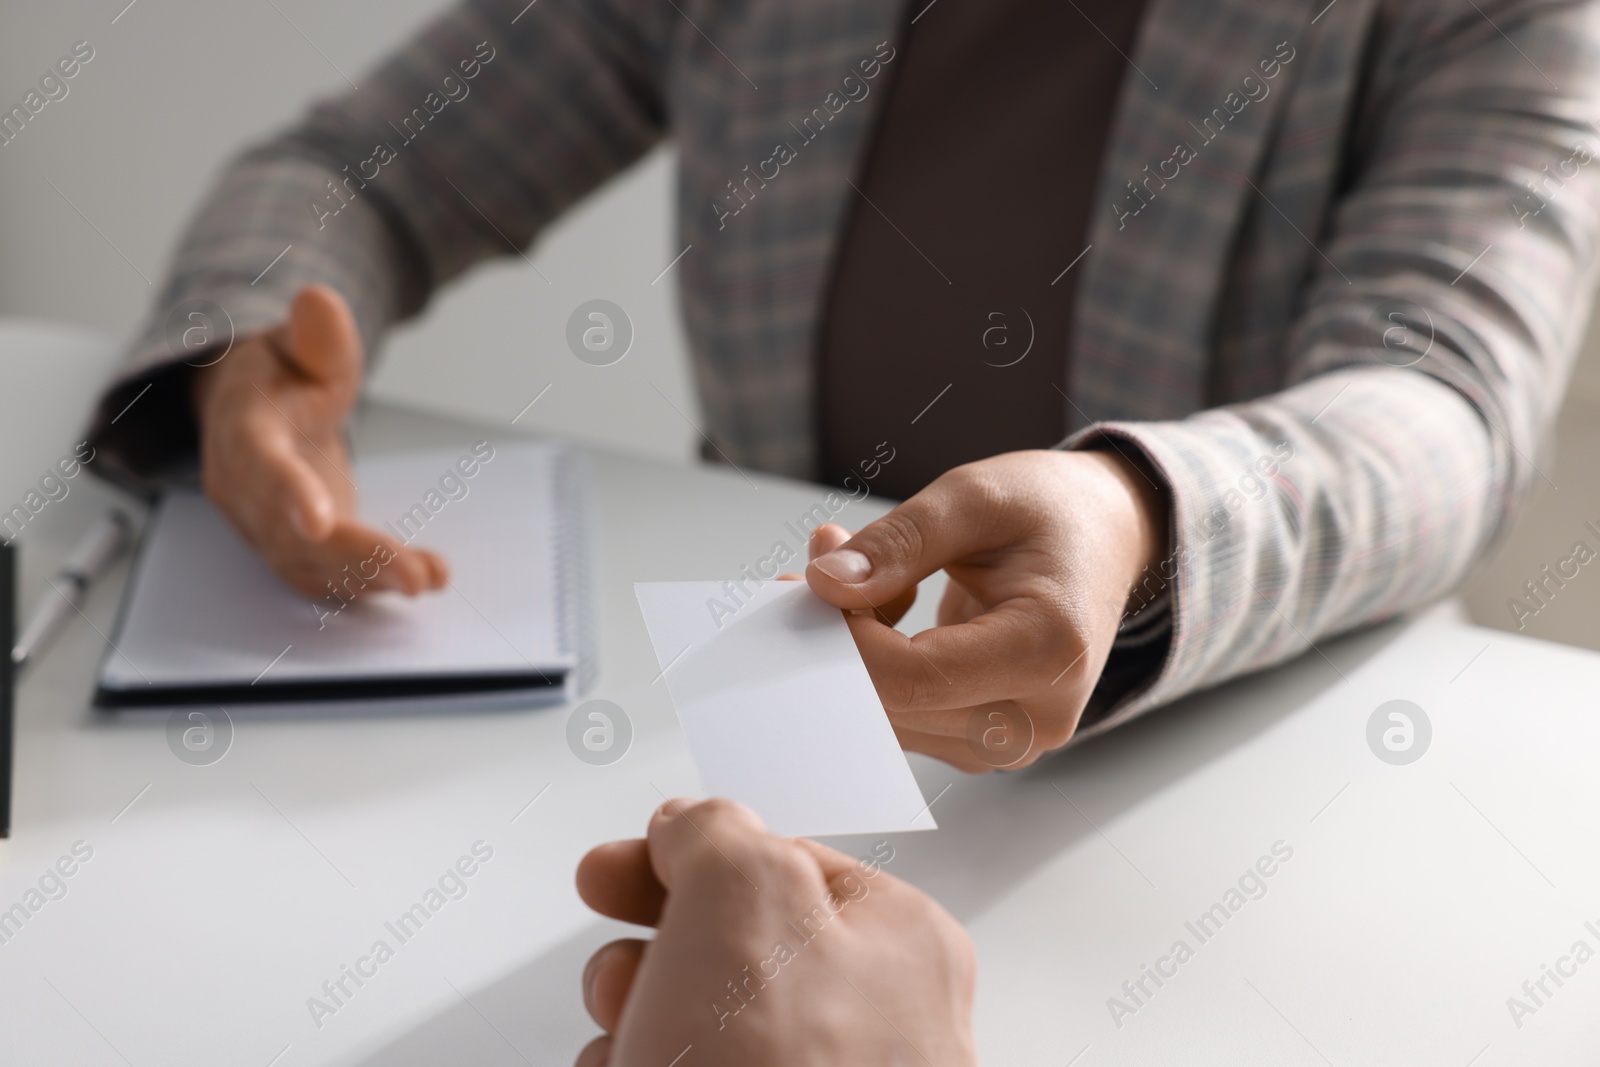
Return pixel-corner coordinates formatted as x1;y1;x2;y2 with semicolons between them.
553;445;598;699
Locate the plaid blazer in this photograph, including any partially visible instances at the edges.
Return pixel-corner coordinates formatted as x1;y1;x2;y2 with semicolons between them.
91;0;1600;735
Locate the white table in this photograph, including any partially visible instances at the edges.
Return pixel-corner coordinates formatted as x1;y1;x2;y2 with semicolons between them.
2;352;1597;1064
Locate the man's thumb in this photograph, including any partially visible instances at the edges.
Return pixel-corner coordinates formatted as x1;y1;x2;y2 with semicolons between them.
286;284;363;389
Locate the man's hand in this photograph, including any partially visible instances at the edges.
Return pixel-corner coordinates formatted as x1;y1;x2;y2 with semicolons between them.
574;798;977;1067
192;285;448;599
806;450;1169;771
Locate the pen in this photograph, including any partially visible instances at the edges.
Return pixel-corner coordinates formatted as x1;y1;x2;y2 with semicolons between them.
11;509;134;673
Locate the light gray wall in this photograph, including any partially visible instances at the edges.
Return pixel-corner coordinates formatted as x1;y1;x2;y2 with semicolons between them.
1460;306;1600;651
0;0;697;463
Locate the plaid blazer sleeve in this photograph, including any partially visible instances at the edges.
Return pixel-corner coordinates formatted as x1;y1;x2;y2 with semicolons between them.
87;0;669;490
1070;0;1600;735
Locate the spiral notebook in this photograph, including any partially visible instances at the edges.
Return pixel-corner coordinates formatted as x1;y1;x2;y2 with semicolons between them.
95;439;592;713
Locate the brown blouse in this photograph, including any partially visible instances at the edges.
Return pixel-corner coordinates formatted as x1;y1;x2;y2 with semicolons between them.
818;0;1149;500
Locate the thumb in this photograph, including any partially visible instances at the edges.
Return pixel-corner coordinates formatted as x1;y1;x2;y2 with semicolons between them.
285;284;363;396
646;797;768;893
805;472;1004;611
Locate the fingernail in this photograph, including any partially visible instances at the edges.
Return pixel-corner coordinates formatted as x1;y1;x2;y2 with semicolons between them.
656;798;686;820
294;498;330;538
815;549;872;584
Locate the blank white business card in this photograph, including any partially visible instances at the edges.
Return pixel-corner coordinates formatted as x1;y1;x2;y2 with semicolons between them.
634;580;935;838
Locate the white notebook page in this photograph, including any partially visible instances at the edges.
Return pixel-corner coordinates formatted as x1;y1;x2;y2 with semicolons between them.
101;441;572;690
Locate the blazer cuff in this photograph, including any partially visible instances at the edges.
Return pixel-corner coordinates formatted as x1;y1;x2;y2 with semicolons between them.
1062;414;1300;743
